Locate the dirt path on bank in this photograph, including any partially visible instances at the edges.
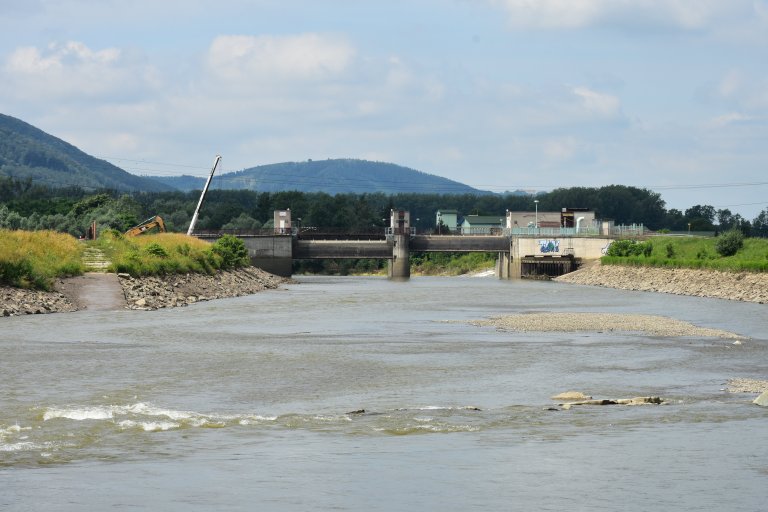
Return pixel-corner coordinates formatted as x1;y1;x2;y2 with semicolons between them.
55;273;126;311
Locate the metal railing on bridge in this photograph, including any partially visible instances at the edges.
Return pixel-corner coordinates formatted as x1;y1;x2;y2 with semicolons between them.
195;223;644;239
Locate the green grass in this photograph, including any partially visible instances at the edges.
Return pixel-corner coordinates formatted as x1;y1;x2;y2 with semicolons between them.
602;236;768;272
411;251;498;276
94;231;225;276
0;229;85;290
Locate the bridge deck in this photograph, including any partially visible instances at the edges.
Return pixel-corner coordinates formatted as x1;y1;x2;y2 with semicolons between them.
411;235;510;252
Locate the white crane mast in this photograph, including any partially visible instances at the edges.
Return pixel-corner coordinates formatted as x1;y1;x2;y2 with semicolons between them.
186;155;222;236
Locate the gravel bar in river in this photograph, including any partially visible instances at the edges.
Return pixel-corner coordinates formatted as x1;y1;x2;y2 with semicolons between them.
469;312;744;339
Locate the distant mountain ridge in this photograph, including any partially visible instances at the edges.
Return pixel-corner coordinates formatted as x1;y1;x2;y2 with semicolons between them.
148;158;488;195
0;113;172;192
0;113;490;196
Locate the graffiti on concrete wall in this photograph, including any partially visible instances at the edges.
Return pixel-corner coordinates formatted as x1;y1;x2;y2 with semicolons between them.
538;239;560;253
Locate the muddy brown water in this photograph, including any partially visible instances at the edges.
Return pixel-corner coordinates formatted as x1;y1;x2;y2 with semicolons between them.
2;276;767;511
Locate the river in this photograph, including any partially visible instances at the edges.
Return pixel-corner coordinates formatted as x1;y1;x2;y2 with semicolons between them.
1;276;766;511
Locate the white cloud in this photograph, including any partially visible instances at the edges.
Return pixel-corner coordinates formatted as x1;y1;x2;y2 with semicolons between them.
707;112;753;128
573;87;620;118
2;41;159;102
491;0;754;31
205;33;355;83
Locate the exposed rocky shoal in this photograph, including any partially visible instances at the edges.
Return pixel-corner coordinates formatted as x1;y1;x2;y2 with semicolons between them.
555;262;768;304
468;312;743;339
726;378;768;393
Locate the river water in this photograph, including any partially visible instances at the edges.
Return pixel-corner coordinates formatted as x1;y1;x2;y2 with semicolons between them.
1;276;766;511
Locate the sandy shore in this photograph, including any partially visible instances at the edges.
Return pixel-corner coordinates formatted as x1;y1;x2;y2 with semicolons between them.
468;312;744;339
555;262;768;304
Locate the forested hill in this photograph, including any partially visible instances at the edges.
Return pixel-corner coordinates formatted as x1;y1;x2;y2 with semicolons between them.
148;159;489;195
0;113;172;192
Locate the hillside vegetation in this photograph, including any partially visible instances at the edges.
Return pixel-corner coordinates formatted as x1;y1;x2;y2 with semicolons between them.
0;230;84;289
149;158;488;195
0;113;171;192
602;234;768;272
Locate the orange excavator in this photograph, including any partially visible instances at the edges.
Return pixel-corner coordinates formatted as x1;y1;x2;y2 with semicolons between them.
125;215;166;237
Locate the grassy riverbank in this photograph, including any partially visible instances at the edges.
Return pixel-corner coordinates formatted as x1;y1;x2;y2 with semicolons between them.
0;228;251;291
94;231;249;276
0;229;84;290
411;252;498;276
602;235;768;272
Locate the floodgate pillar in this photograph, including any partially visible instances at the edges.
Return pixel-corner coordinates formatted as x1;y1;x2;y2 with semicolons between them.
387;209;411;280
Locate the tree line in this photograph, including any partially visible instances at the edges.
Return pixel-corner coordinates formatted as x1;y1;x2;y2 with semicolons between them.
1;176;766;237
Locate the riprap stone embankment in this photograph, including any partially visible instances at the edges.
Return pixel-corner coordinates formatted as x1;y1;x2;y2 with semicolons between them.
555;262;768;304
1;267;290;316
119;266;291;310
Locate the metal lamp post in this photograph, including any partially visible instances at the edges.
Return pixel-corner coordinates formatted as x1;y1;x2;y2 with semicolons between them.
534;200;539;232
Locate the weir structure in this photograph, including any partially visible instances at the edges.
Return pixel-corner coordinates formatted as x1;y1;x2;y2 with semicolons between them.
195;210;625;280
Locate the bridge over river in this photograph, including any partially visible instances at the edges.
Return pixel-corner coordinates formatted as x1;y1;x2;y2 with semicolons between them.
195;210;639;280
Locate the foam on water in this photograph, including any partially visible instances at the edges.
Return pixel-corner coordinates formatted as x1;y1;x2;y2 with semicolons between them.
118;420;180;432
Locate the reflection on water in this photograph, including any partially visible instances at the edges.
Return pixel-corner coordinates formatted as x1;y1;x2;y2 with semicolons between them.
1;276;767;511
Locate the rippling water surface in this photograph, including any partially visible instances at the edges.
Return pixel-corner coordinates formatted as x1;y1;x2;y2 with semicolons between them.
1;276;766;511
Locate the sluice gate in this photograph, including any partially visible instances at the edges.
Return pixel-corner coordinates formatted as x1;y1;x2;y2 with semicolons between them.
520;256;579;279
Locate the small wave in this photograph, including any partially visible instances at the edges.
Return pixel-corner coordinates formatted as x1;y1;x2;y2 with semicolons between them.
395;405;482;412
118;420;180;432
238;415;278;426
0;440;66;453
43;407;116;421
375;423;481;435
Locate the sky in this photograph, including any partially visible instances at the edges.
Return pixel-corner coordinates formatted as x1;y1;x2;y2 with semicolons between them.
1;0;767;219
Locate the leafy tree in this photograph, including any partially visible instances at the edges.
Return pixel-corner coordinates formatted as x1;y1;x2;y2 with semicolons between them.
753;208;768;238
211;234;249;268
715;229;744;257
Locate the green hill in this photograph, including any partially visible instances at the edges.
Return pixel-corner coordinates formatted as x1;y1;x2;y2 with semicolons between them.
0;113;172;192
150;159;488;195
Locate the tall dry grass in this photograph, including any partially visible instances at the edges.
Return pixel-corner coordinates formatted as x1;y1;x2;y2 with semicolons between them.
0;229;85;289
95;231;222;276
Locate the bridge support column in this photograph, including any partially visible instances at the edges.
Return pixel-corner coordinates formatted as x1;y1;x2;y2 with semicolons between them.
388;234;410;280
496;252;511;279
509;237;521;279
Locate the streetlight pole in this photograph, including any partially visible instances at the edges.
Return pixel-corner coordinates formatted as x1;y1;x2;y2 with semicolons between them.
534;200;539;232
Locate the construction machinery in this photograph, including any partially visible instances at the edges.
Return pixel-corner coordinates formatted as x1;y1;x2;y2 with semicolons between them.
125;215;167;237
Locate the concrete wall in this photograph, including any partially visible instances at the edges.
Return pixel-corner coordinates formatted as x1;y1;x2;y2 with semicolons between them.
294;240;392;259
411;235;510;252
514;236;612;260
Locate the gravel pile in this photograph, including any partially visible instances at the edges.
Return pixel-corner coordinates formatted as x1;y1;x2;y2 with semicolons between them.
470;312;743;339
556;263;768;304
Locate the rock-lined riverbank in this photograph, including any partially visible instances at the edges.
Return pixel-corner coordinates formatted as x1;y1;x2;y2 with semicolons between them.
556;262;768;304
119;266;291;310
0;267;290;316
1;285;77;316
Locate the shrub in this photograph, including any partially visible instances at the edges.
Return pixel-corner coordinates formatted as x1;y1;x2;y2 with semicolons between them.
144;242;168;258
211;234;249;269
715;229;744;257
605;239;653;257
665;243;675;258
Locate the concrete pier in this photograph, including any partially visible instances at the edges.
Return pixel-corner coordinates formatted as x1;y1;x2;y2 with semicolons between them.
387;234;411;279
